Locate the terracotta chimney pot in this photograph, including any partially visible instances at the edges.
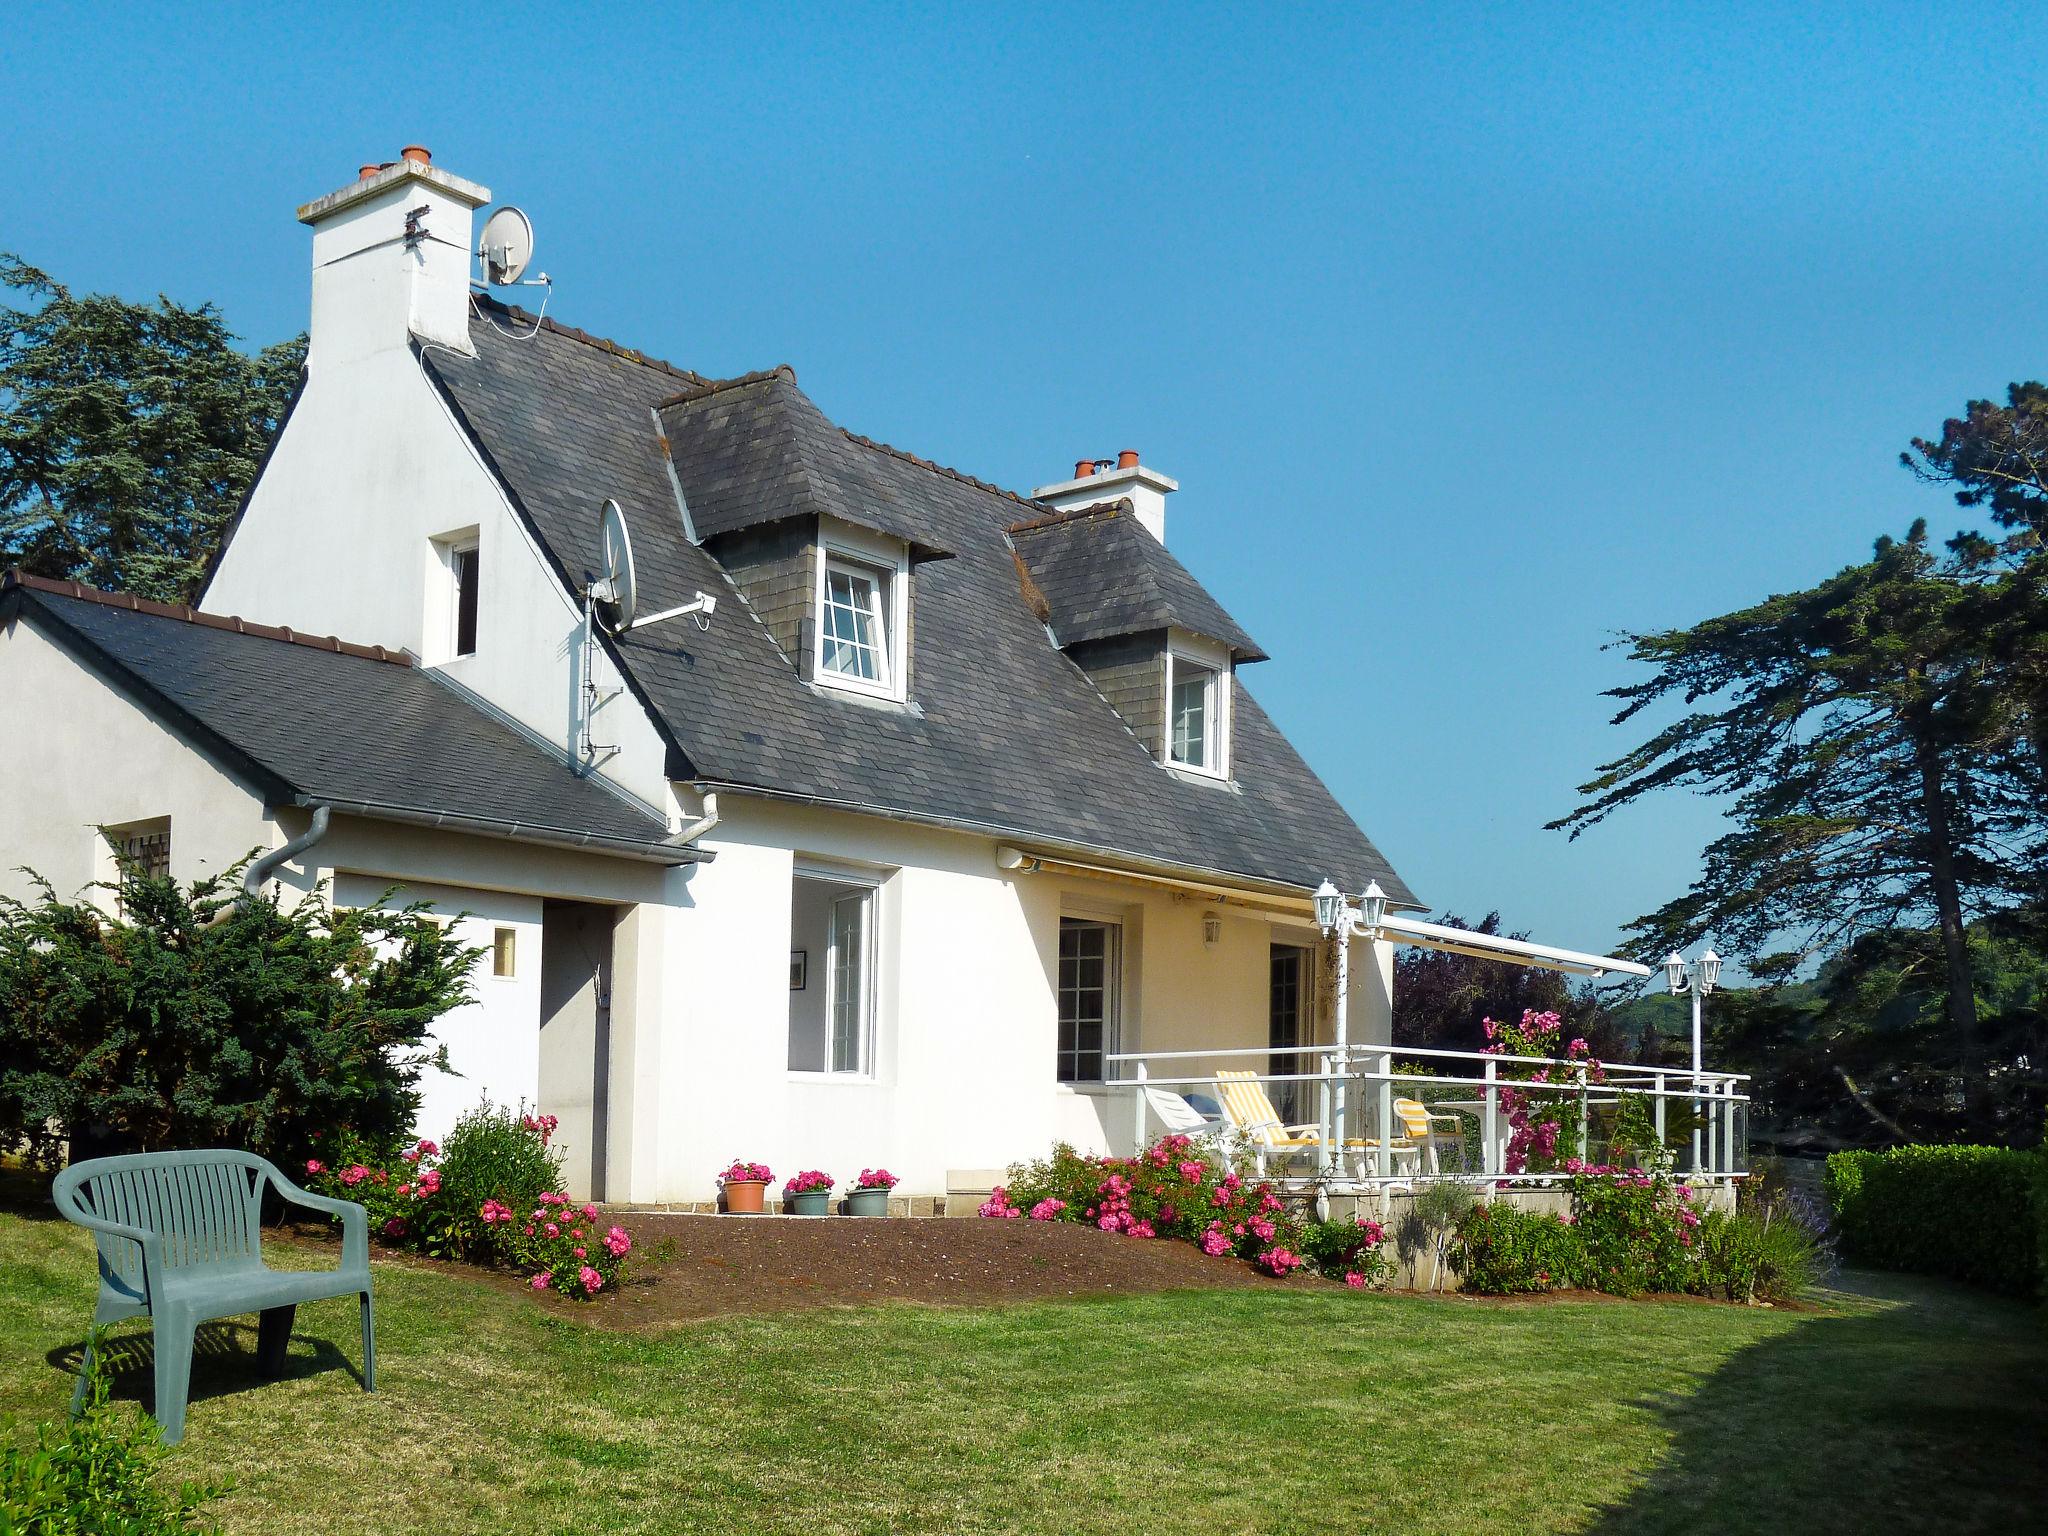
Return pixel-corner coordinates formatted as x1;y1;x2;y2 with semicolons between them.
1074;459;1096;478
1116;449;1140;470
357;164;382;182
400;145;432;165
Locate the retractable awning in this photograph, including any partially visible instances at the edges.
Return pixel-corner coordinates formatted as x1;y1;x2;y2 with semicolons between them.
1365;910;1652;980
991;843;1651;979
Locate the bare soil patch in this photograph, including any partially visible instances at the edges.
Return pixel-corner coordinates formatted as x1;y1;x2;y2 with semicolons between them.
586;1213;1280;1327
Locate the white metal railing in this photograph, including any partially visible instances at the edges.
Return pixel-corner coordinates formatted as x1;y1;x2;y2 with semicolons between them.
1102;1039;1750;1187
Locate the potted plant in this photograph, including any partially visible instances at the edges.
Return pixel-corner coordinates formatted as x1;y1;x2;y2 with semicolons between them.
719;1159;773;1214
782;1169;833;1216
844;1168;898;1216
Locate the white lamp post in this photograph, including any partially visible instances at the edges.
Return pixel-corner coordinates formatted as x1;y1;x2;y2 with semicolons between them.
1314;880;1354;1173
1665;946;1721;1172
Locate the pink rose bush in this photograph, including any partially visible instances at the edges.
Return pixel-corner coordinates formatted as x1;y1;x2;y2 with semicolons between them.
984;1135;1390;1284
1481;1009;1607;1175
306;1101;632;1302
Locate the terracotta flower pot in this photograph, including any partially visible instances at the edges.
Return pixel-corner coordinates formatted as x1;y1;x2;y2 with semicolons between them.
723;1179;767;1214
784;1188;831;1216
844;1187;891;1217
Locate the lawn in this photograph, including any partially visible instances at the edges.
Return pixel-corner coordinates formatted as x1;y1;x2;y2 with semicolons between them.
1;1205;2042;1536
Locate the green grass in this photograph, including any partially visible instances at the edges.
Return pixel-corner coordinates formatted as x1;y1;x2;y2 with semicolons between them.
1;1209;2043;1535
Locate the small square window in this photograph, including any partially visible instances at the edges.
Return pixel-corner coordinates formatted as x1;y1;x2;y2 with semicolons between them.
492;927;517;978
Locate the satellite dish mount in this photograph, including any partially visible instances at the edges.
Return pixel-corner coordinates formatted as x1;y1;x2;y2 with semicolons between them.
588;498;715;636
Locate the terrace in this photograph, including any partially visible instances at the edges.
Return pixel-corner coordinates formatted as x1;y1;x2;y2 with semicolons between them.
1102;878;1749;1193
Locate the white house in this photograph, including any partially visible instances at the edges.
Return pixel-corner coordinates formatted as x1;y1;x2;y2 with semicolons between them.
1;148;1673;1208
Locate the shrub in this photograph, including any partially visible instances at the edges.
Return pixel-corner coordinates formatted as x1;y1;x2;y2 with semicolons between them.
0;864;478;1168
1406;1181;1478;1292
989;1136;1307;1276
1;1336;225;1533
1694;1188;1832;1304
308;1103;628;1301
1453;1202;1583;1293
432;1105;563;1261
1569;1166;1697;1296
1825;1145;2044;1297
1298;1216;1395;1288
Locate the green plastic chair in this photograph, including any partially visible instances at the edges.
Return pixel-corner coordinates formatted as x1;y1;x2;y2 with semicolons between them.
51;1149;374;1443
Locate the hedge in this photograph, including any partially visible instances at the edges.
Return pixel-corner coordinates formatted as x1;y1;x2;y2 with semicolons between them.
1824;1145;2046;1299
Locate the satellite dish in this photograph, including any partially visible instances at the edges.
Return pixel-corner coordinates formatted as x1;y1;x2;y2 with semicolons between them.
478;205;535;286
594;498;637;631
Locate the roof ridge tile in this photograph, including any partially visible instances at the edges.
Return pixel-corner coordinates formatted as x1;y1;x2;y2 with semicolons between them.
655;365;798;409
469;295;709;387
1006;498;1133;536
1;569;410;665
840;431;1044;511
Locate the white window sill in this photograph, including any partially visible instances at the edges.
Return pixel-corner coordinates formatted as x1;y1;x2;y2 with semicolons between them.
787;1070;881;1085
1165;762;1239;790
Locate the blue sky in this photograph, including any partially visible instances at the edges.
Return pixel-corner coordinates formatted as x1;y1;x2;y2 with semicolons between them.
7;2;2042;972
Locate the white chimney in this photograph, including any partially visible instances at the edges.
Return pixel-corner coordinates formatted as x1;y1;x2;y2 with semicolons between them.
296;147;490;366
1031;449;1178;544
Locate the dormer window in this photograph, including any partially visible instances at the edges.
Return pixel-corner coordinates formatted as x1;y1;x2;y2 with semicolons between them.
814;525;909;702
1166;636;1231;778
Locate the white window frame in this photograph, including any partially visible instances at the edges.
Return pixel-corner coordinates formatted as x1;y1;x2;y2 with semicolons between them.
788;861;884;1080
813;522;909;702
1164;632;1232;779
1056;916;1122;1085
426;526;481;666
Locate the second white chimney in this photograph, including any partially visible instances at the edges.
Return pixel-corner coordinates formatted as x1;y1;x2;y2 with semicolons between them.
297;147;490;366
1031;449;1178;544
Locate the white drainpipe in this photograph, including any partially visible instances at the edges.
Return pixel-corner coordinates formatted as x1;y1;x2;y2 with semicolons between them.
672;791;720;845
242;804;333;899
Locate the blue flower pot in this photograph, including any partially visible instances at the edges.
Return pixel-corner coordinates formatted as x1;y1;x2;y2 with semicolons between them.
844;1187;891;1216
784;1188;831;1216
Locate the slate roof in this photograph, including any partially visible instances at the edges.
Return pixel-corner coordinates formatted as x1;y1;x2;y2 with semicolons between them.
2;573;692;863
413;298;1415;901
1009;500;1267;660
657;371;953;558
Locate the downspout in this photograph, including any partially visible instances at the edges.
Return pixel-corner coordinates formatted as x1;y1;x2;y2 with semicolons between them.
243;804;332;899
672;792;720;845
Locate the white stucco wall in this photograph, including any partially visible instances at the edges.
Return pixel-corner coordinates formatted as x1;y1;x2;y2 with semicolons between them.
0;617;278;905
203;345;675;812
590;794;1386;1205
332;873;544;1150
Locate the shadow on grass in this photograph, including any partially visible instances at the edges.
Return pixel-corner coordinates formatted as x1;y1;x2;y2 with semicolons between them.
1587;1271;2048;1535
45;1318;364;1411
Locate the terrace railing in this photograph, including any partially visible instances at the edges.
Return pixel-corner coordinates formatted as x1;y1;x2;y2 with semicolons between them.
1104;1041;1750;1187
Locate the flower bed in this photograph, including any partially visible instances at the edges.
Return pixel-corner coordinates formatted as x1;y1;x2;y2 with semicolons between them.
1453;1161;1827;1303
981;1135;1389;1286
308;1103;631;1300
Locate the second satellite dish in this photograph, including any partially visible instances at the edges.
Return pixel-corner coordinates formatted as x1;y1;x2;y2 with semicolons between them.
478;206;535;286
594;498;637;631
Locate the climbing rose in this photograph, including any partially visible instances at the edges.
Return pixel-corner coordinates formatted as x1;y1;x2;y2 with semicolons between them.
305;1159;324;1175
